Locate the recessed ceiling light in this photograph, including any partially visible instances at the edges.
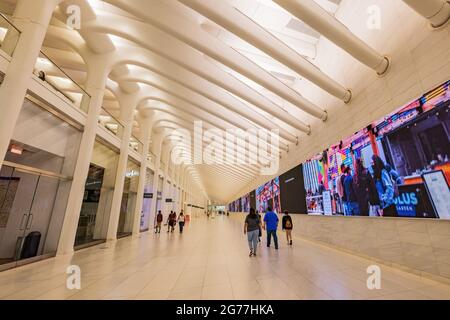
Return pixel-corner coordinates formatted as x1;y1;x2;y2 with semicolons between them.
10;144;23;155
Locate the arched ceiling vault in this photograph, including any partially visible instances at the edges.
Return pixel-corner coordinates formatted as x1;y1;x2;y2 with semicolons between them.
2;0;406;203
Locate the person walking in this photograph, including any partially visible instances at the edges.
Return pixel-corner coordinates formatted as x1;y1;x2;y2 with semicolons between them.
282;210;293;245
263;206;279;250
155;210;163;233
166;211;172;233
170;211;177;232
167;211;176;233
257;210;262;243
244;208;261;257
178;211;186;233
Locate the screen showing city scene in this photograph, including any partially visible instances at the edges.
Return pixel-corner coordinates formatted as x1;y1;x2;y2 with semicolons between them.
303;80;450;218
255;177;282;214
241;193;250;213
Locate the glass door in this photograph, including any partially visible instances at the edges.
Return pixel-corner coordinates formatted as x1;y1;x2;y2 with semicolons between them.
0;164;66;271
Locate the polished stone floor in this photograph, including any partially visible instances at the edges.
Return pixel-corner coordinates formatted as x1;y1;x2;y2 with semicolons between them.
1;214;450;300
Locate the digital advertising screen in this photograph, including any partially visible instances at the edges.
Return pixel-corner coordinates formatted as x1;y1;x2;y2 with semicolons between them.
255;177;282;214
250;190;256;210
279;164;307;214
302;80;450;218
241;194;250;213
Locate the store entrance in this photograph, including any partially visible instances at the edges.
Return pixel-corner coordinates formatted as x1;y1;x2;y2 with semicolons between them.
0;162;68;271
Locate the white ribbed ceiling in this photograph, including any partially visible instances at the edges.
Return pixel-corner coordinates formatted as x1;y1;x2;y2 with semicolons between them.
0;0;389;204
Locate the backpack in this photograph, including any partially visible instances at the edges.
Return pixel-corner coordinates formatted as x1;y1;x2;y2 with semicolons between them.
285;217;292;229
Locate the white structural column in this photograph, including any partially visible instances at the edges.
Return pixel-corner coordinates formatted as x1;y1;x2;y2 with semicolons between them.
175;165;182;213
402;0;450;27
106;94;137;240
57;56;111;255
131;116;152;235
148;132;164;219
180;167;187;213
178;0;352;102
0;0;57;167
273;0;390;75
160;145;171;217
175;165;181;213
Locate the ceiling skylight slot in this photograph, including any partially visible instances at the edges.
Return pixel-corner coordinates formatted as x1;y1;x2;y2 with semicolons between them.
285;18;320;39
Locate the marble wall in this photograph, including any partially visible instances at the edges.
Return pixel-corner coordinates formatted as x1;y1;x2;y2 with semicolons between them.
233;213;450;284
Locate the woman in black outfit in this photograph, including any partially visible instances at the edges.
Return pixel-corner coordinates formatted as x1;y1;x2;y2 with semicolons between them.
282;210;293;246
257;211;262;243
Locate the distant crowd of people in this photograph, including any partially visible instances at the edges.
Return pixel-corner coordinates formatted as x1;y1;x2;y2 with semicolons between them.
244;207;293;257
154;210;186;234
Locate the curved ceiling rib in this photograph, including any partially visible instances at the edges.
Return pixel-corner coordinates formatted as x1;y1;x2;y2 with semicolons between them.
140;94;291;150
402;0;450;27
103;0;327;121
164;136;264;186
81;15;313;134
169;147;260;180
25;0;400;202
177;0;352;103
143;99;289;154
273;0;390;75
116;70;295;145
152;117;279;167
150;109;283;164
157;122;274;170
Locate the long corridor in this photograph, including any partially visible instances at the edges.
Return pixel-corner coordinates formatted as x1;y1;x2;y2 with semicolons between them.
1;214;450;300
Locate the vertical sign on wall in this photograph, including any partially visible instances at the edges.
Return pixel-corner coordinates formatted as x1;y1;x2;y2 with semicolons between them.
322;191;333;216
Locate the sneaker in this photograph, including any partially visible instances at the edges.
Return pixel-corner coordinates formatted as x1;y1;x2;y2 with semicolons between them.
290;240;293;245
249;251;253;257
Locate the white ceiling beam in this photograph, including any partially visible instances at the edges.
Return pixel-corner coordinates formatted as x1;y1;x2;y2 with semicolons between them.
402;0;450;28
273;0;390;75
178;0;352;102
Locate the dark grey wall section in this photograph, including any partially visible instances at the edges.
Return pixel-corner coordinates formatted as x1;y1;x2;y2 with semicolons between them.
279;164;307;213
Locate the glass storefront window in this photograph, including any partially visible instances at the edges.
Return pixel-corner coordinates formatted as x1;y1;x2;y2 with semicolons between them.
0;98;82;271
75;140;119;248
117;159;140;238
0;13;21;57
33;51;91;113
140;168;154;232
